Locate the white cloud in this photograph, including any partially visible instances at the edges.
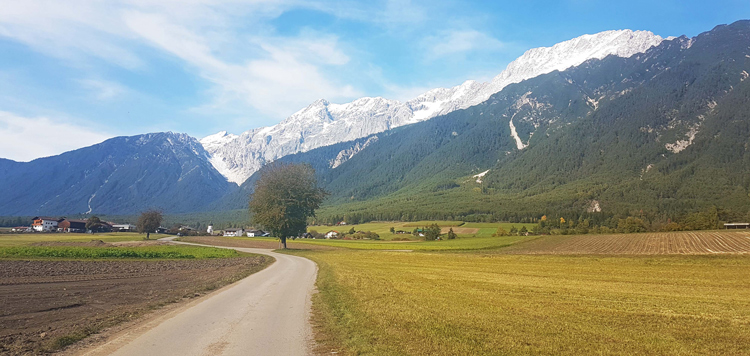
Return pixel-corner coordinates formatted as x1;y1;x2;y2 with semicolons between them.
122;10;360;118
0;0;361;119
78;79;129;100
0;111;111;161
424;29;506;59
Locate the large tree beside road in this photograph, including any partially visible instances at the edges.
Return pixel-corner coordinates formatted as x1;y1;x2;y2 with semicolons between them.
249;163;327;249
137;210;163;240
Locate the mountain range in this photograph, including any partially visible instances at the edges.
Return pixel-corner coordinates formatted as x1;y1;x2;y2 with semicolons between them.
1;20;748;222
201;29;665;185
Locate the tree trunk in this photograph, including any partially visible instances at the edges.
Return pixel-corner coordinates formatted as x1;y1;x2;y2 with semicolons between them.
281;236;287;249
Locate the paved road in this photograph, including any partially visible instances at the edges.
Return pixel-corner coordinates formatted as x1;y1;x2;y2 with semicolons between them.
82;241;317;356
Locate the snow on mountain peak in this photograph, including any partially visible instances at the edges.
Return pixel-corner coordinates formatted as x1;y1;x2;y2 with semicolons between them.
202;29;665;185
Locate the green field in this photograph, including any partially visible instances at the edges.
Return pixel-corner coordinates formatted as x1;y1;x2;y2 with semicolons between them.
0;245;239;259
307;221;537;240
228;235;533;250
0;232;148;247
288;249;750;355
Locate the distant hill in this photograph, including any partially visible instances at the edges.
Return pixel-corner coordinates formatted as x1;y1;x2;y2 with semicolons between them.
0;132;234;215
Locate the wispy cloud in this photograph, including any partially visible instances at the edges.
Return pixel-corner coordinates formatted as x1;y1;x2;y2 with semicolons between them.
423;29;506;60
0;0;362;119
0;111;111;161
78;79;129;100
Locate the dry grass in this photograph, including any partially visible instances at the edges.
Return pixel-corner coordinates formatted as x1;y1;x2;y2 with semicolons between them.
287;249;750;355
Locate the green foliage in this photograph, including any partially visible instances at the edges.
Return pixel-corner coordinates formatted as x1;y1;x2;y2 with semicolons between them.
617;217;647;233
423;224;441;241
249;163;327;248
493;227;509;237
85;216;105;232
137;210;163;238
0;245;238;259
447;228;457;240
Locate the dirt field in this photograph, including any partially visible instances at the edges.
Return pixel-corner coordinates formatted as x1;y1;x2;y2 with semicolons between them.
181;235;339;250
504;230;750;254
0;256;270;355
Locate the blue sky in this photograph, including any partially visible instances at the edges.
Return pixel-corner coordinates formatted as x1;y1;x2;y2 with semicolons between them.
1;0;749;161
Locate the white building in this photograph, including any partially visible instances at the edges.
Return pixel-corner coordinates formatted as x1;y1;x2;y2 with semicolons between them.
112;224;136;232
223;228;244;237
207;224;214;234
32;217;60;232
325;231;339;239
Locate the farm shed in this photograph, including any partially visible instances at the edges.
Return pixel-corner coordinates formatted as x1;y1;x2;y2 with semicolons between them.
724;223;750;229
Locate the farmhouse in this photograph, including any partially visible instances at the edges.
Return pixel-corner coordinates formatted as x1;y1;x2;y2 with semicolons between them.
112;224;136;232
57;219;87;233
246;229;266;237
724;223;750;229
223;228;244;237
31;217;62;232
325;231;339;239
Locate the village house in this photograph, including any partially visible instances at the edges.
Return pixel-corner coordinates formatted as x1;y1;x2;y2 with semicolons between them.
223;228;244;237
325;230;339;239
31;217;62;232
246;229;266;237
57;219;87;233
112;224;136;232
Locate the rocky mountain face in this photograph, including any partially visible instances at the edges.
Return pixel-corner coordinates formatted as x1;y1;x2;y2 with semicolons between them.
0;132;233;215
203;30;665;184
223;21;750;223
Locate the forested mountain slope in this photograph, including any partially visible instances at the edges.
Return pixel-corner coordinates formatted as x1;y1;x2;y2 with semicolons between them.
230;20;750;223
0;132;234;215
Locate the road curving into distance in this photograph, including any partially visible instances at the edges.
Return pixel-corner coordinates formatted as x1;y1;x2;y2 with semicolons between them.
80;239;317;356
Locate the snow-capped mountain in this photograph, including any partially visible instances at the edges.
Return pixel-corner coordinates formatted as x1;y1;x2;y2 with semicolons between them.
204;29;665;184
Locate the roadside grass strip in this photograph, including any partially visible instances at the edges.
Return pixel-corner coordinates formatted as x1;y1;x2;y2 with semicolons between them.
0;232;146;247
290;250;750;355
244;235;533;250
0;245;239;259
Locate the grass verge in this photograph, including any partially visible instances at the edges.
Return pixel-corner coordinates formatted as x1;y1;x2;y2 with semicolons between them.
0;245;239;259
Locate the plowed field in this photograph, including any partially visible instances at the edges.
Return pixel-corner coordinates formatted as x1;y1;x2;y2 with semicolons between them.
506;230;750;254
0;256;270;355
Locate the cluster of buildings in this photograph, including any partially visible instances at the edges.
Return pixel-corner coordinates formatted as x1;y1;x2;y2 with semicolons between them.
220;228;270;238
11;217;136;233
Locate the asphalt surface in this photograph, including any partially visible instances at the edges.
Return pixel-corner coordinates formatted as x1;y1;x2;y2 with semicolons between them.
81;240;317;356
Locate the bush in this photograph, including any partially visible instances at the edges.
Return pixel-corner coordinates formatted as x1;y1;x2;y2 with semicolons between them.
424;224;441;241
493;227;509;237
617;217;647;233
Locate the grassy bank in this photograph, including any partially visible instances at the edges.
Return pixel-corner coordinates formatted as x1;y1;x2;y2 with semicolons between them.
0;245;239;259
0;232;148;247
228;235;533;250
286;249;750;355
